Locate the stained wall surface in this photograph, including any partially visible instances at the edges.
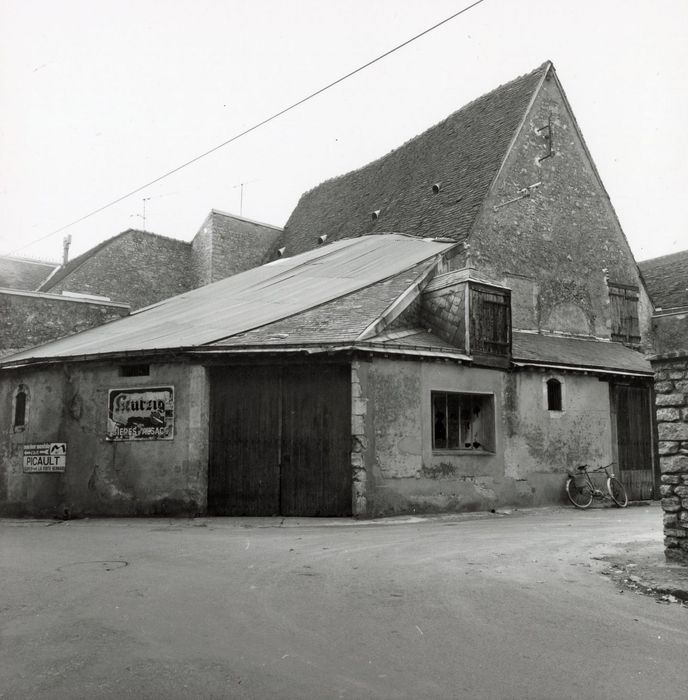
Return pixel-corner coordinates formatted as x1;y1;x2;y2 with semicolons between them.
359;357;614;516
470;74;652;346
0;362;209;516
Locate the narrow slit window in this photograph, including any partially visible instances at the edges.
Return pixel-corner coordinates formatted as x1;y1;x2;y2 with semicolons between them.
547;378;562;411
14;390;27;428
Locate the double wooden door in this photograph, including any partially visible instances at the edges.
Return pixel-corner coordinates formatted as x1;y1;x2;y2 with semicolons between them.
208;364;352;516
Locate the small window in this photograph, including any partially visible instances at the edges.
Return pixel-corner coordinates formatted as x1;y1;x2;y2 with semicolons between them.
14;389;27;428
608;283;640;344
546;378;562;411
120;364;150;377
432;392;495;452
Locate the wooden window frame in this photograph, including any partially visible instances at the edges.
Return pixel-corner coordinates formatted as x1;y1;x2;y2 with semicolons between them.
432;391;496;453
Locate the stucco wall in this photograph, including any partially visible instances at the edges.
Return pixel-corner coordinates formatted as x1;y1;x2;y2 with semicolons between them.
359;357;614;516
503;371;613;495
0;361;209;517
470;74;651;346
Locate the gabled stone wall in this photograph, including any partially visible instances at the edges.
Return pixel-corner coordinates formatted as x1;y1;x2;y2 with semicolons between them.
653;352;688;564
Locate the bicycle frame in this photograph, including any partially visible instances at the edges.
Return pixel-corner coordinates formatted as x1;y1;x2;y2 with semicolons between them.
566;463;628;509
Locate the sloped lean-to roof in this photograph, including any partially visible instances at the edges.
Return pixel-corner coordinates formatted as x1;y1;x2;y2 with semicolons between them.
512;331;652;376
1;235;456;366
280;62;550;255
638;250;688;310
0;255;59;291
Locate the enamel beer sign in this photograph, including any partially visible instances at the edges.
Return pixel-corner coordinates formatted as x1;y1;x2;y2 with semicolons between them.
107;386;174;441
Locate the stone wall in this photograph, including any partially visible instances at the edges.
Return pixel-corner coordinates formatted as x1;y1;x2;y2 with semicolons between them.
45;230;194;310
0;290;129;358
653;352;688;564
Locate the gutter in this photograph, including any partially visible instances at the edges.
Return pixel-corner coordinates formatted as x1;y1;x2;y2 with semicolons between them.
512;360;652;378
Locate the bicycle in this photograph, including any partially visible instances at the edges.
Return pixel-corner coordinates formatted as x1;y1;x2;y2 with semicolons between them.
565;463;628;509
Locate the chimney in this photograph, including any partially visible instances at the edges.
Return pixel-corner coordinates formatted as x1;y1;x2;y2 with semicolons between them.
62;235;72;266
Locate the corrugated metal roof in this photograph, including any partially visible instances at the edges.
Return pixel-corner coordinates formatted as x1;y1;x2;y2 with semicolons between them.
2;235;454;365
512;331;652;375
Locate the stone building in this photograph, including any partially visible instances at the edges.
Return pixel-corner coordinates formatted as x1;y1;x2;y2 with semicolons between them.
0;212;282;357
653;352;688;563
0;61;657;518
641;250;688;561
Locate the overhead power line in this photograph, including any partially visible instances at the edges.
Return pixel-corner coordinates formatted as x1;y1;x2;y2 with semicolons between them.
11;0;488;255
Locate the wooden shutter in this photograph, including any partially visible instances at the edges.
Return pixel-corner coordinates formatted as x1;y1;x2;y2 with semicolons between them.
470;286;511;355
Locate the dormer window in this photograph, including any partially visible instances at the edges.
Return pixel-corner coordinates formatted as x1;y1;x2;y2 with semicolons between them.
608;283;640;344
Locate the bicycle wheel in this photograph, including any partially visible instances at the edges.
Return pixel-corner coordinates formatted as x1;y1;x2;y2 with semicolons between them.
566;476;593;509
607;477;628;507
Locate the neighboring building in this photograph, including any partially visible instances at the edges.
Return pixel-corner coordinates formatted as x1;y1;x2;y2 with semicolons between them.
0;254;129;359
0;61;657;517
1;212;283;357
640;251;688;562
0;255;59;291
639;250;688;354
40;212;282;309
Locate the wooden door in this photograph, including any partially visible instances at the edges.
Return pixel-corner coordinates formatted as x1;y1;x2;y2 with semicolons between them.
208;366;280;515
612;383;655;500
281;365;352;516
208;364;352;516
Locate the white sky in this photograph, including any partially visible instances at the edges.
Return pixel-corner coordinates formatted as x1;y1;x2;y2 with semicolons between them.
0;0;686;264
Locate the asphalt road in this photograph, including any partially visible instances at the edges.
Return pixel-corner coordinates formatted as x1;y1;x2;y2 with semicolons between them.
1;505;686;699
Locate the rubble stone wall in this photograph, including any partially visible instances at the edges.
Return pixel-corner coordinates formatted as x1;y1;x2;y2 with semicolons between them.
653;352;688;564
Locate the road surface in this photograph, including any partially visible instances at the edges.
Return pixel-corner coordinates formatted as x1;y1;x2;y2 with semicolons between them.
1;505;686;699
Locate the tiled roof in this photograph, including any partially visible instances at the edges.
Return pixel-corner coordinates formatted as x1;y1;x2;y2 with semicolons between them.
512;331;652;375
280;63;549;255
0;256;58;291
211;261;432;347
1;235;454;365
39;229;190;292
638;250;688;310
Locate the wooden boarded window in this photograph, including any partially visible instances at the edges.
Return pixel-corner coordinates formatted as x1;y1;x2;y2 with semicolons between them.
432;392;495;452
608;283;640;344
469;285;511;355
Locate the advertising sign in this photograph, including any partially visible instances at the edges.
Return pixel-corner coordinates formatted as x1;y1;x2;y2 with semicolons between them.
23;443;67;472
107;386;174;441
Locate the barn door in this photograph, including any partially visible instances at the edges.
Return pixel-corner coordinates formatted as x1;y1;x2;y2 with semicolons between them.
281;365;352;516
208;366;281;515
612;383;655;501
208;364;352;516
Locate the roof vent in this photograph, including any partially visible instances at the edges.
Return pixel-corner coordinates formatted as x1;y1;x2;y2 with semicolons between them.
432;183;441;194
371;210;381;221
277;247;286;258
318;234;328;245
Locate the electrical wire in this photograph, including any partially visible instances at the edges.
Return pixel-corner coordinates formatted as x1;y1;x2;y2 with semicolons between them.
9;0;489;255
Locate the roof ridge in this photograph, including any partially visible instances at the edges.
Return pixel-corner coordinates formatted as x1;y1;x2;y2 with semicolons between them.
210;209;284;231
638;249;688;265
0;254;59;266
297;62;551;199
